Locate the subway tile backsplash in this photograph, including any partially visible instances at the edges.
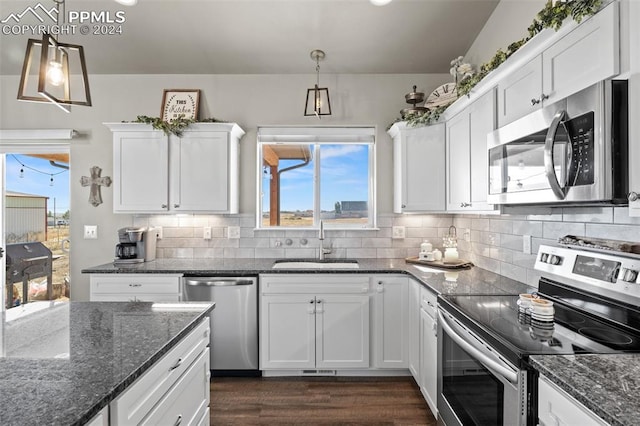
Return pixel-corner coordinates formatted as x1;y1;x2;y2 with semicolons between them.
133;206;640;288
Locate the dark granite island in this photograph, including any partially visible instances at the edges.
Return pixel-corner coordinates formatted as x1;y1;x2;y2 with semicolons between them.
0;301;214;426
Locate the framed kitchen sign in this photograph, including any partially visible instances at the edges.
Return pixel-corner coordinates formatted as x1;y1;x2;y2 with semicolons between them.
160;89;200;121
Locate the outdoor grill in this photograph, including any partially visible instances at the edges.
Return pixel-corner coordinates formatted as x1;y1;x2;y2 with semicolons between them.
5;242;53;307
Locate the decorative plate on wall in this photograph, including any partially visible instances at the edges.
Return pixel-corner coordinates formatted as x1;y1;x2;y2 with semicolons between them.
425;82;458;109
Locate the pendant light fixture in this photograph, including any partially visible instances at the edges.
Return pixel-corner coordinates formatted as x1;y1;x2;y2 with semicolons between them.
304;49;332;118
17;0;91;113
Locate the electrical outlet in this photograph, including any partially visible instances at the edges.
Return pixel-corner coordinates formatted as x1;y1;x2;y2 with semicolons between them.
228;226;240;239
392;226;406;239
203;226;212;240
523;234;532;254
156;226;163;239
464;228;471;242
84;225;98;239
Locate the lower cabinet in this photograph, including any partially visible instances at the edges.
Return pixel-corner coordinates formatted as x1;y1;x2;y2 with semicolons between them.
419;286;438;416
110;319;210;425
372;275;409;369
408;279;421;379
260;275;370;371
538;375;608;426
89;274;182;302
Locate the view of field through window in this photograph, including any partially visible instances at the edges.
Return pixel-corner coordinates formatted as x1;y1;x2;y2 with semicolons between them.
260;142;371;228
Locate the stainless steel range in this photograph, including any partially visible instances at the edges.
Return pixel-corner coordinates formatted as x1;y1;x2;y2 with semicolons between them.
437;243;640;426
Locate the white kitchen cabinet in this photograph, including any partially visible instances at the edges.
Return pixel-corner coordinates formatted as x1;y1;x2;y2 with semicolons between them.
111;319;210;426
538;375;608;426
408;279;421;381
371;275;408;369
497;2;619;127
389;122;446;213
105;122;244;214
445;88;498;213
89;274;182;302
419;286;438;416
259;275;370;371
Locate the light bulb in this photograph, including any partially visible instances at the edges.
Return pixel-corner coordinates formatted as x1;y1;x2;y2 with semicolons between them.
47;61;65;86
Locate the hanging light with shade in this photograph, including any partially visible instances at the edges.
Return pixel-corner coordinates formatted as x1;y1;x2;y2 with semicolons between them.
16;0;92;113
304;49;332;118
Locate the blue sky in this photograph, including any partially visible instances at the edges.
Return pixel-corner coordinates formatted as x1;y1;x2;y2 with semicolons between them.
5;154;70;213
263;144;369;212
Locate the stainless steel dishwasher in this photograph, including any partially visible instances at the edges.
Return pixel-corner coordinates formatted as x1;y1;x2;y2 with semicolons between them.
182;276;259;375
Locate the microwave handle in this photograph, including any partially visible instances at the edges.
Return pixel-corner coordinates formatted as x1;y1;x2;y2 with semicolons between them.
544;110;567;200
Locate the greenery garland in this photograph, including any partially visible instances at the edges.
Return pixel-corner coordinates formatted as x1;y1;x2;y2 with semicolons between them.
393;0;602;129
132;115;227;136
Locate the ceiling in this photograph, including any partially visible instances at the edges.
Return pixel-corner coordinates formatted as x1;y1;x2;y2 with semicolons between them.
0;0;499;76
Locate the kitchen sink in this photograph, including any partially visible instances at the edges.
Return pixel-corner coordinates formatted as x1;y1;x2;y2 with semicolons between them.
271;259;360;269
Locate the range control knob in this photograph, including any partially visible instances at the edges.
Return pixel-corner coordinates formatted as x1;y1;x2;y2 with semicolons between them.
623;269;639;283
540;253;549;263
549;255;562;265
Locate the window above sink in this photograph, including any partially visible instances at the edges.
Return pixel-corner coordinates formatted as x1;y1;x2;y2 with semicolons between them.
257;126;376;230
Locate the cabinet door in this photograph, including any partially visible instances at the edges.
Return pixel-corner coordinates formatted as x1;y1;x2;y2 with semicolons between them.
315;294;369;369
372;276;408;369
113;131;169;212
468;88;497;212
260;295;315;369
542;1;619;104
497;56;543;128
445;111;471;211
420;308;438;417
395;123;446;212
170;131;230;212
408;279;421;381
538;376;607;426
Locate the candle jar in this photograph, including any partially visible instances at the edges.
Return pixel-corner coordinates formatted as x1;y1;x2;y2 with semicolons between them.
443;247;459;263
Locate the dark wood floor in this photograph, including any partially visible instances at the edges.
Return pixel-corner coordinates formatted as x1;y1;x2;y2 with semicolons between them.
210;376;436;425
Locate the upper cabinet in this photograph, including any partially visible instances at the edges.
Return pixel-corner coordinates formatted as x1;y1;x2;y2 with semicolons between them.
105;123;244;214
497;1;619;127
389;122;445;213
445;88;498;213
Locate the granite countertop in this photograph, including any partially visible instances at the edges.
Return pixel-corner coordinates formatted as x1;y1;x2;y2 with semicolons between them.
530;354;640;426
0;301;214;426
82;257;535;296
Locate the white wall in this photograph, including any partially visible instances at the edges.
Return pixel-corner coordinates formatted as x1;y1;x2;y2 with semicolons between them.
0;72;450;301
464;0;546;67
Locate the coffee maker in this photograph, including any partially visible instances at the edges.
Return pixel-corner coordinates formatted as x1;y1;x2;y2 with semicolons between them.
114;227;159;264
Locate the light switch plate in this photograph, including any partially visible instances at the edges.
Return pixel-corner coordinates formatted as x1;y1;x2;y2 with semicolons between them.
84;225;98;239
203;226;212;240
392;226;406;239
228;226;240;239
523;234;532;254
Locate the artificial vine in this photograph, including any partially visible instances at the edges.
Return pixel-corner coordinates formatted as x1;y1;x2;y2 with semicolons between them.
132;115;226;136
395;0;602;128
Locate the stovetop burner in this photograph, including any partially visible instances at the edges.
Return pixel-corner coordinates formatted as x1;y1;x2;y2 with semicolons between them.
577;327;634;346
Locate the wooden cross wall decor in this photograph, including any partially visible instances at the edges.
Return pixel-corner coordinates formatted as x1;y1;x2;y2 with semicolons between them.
80;166;112;207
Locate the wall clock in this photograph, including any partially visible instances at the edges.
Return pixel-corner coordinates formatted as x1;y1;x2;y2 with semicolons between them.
425;82;458;109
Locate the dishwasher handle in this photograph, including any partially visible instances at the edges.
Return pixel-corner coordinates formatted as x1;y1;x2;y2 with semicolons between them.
184;278;255;287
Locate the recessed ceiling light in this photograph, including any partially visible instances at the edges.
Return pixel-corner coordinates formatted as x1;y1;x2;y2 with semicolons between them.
114;0;137;5
370;0;393;5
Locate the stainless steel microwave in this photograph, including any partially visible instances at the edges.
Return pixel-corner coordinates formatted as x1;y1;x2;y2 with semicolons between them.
487;80;628;205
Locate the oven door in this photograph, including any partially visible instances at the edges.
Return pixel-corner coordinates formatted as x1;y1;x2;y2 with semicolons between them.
437;309;527;426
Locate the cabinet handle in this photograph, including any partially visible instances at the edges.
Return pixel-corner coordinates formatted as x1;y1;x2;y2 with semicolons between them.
401;204;406;208
427;301;435;308
169;357;183;371
174;204;180;208
531;98;541;106
540;93;549;101
161;204;168;209
174;415;183;426
308;299;315;314
629;192;639;202
129;283;142;287
460;202;471;207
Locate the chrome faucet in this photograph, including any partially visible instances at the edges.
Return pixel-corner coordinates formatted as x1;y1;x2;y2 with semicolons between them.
318;220;330;260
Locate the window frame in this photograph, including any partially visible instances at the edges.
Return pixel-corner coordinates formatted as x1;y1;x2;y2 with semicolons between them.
256;126;377;230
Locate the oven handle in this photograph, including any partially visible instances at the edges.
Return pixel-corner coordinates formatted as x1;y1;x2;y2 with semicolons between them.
437;310;518;385
544;109;567;200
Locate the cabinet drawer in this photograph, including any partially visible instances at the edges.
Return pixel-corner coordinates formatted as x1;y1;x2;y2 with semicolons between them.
420;287;437;317
111;319;210;425
260;274;370;294
141;348;210;426
538;376;607;426
90;274;181;295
